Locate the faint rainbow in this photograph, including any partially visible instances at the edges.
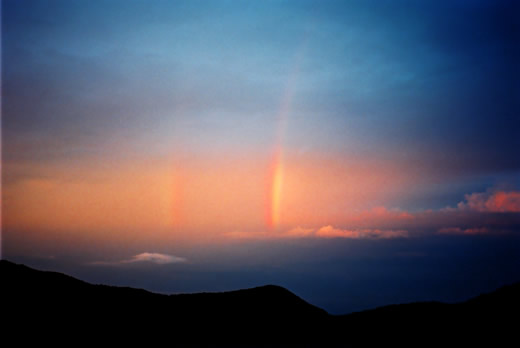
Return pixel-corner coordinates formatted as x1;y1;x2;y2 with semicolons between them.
266;42;308;230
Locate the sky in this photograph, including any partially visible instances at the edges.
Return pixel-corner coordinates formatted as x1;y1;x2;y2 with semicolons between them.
2;0;520;314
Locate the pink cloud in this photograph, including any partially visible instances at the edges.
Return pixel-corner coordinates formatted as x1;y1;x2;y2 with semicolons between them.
316;225;359;238
316;225;408;239
225;189;519;241
224;226;408;240
457;191;520;213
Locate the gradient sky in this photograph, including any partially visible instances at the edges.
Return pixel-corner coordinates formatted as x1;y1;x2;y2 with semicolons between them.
2;0;520;314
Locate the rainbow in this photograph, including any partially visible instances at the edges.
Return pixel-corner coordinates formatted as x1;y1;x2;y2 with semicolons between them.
267;147;284;229
266;47;305;229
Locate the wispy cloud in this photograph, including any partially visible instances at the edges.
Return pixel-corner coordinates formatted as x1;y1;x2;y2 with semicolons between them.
438;227;489;235
225;226;408;240
316;226;408;239
91;252;187;266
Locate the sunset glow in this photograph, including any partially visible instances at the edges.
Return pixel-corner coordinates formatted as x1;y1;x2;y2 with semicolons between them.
2;0;518;315
267;148;284;229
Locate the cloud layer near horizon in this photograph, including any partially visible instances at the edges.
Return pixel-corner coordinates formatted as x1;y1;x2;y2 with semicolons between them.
91;252;187;266
225;190;520;240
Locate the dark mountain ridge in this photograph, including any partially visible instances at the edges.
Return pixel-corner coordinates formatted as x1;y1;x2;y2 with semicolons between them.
1;260;517;346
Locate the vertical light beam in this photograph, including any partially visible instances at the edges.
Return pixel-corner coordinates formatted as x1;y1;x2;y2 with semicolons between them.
267;147;284;229
266;37;309;230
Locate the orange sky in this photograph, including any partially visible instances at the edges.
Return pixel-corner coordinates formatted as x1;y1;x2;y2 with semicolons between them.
2;150;421;247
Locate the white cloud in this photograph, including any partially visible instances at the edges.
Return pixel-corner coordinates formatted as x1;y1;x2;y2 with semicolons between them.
91;252;187;266
122;252;187;264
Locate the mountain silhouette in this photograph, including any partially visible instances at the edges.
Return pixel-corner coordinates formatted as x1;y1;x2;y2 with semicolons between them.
1;260;517;346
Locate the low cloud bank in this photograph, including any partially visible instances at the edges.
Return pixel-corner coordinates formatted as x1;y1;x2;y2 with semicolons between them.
91;252;187;266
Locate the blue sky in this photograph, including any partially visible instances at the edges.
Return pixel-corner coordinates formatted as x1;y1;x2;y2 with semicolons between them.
4;0;519;204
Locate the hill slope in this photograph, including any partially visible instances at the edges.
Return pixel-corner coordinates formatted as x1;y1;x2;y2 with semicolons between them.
1;260;517;346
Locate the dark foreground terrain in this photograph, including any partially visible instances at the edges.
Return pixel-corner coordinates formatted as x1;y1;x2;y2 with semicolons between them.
1;260;517;346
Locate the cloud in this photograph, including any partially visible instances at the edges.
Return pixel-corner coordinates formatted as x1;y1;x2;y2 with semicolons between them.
316;225;408;239
457;191;520;213
438;227;489;235
91;252;187;265
315;226;358;238
224;226;408;240
224;189;519;241
122;252;187;264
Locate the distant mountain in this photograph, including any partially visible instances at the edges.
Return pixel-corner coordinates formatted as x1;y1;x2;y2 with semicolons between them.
1;260;517;346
